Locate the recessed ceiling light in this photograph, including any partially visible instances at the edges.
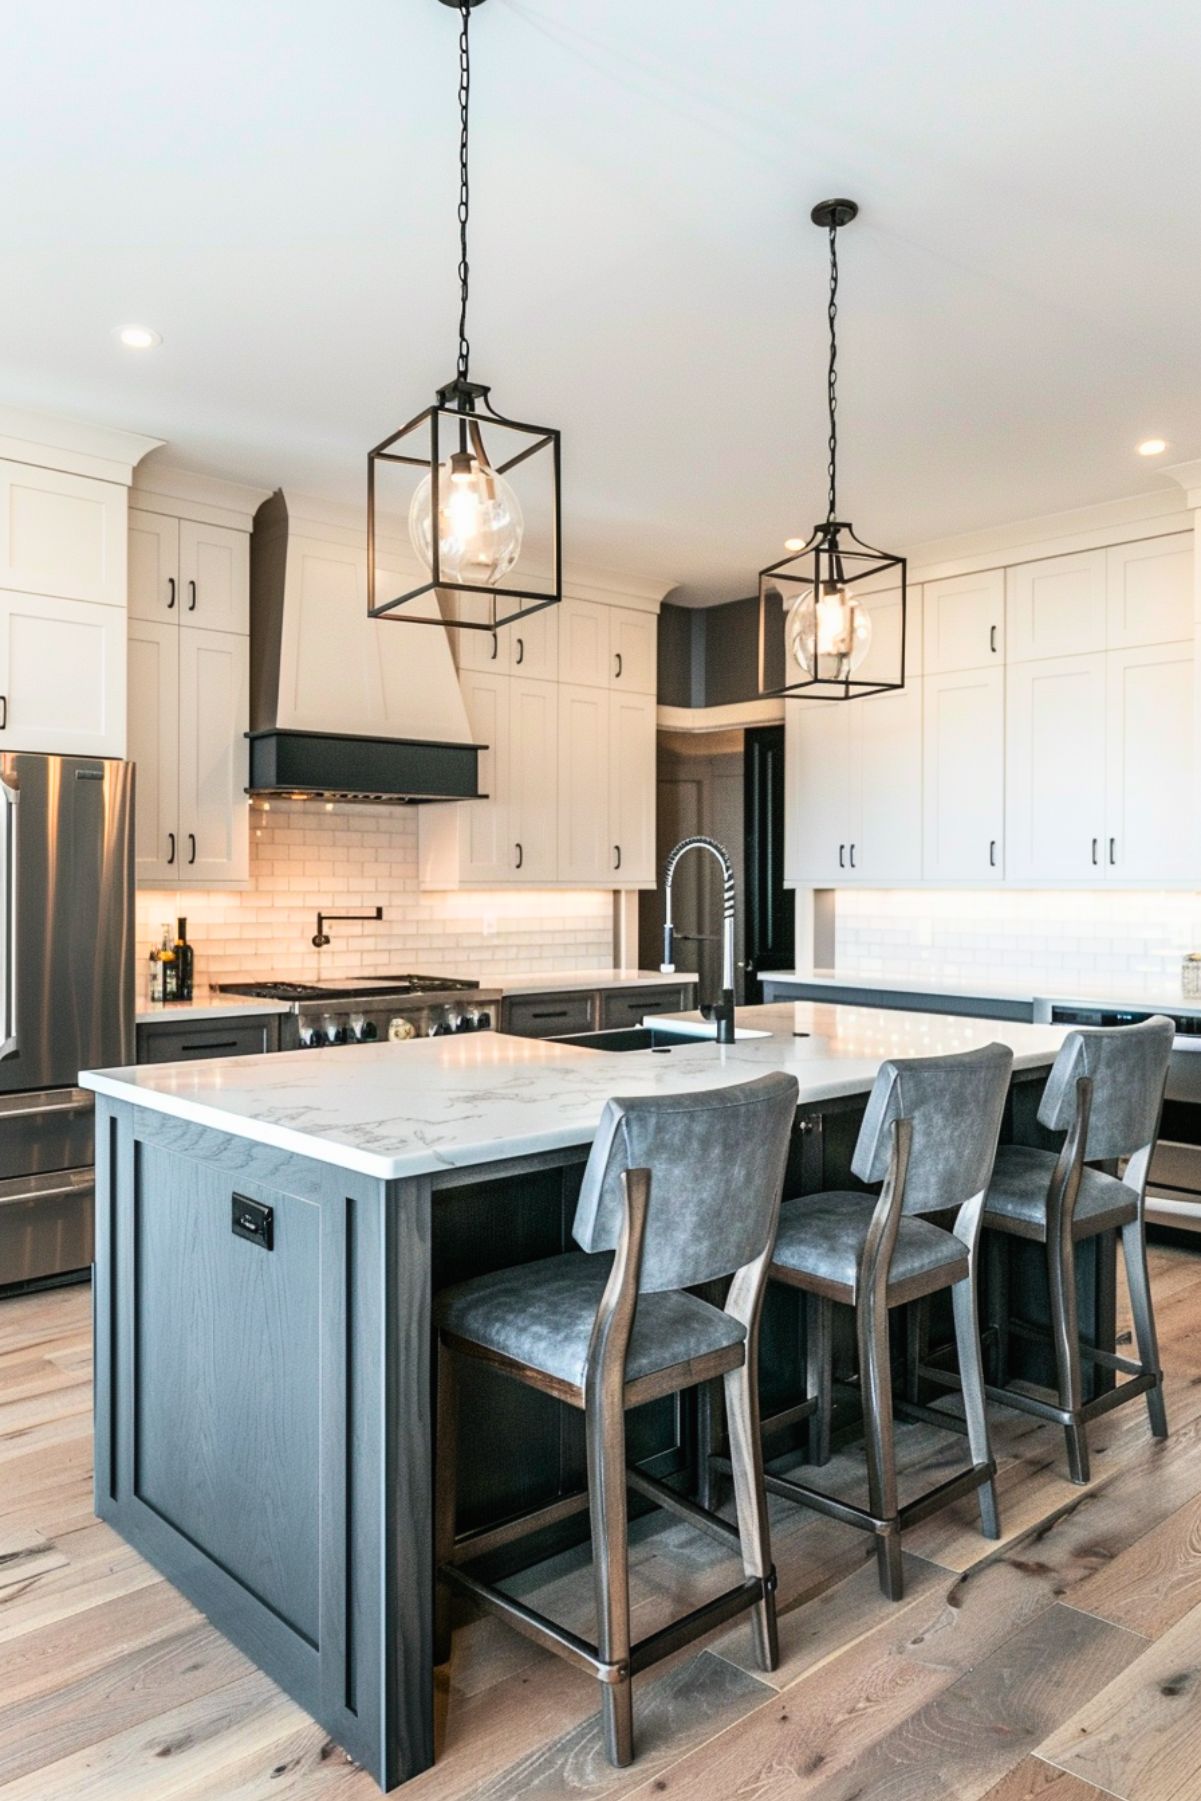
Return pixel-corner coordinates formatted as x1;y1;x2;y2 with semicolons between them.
1137;437;1167;457
114;325;161;350
784;536;805;552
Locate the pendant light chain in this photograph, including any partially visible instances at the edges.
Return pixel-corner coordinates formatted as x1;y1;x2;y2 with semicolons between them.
825;219;839;526
455;0;472;385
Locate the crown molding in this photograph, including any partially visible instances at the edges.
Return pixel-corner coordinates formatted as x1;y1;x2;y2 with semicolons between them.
131;461;273;532
1165;460;1201;511
903;484;1193;584
0;405;162;485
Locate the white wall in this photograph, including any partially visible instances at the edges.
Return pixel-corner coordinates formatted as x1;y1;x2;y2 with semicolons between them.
136;799;615;995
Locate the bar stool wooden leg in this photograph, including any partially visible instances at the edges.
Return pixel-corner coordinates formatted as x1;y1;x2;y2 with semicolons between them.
585;1387;634;1767
985;1232;1011;1388
723;1358;778;1672
1122;1218;1168;1439
1047;1228;1089;1484
858;1301;903;1600
695;1378;723;1513
806;1295;833;1467
433;1336;457;1667
951;1270;1000;1539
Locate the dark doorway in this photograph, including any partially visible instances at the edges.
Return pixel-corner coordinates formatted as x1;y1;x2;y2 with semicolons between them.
743;724;794;1002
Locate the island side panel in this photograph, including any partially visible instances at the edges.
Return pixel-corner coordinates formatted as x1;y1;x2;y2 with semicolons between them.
93;1098;434;1790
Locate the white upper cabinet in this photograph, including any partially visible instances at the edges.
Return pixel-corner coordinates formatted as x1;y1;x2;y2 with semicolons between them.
609;689;656;883
852;681;923;883
507;678;558;882
923;569;1005;673
128;510;181;622
0;460;126;607
610;607;657;693
557;683;611;884
177;627;250;885
1005;653;1107;882
127;618;181;884
922;667;1005;881
1006;550;1107;661
856;582;922;685
784;703;852;886
179;520;249;634
454;598;559;680
1105;642;1195;882
1106;534;1193;648
0;591;125;758
559;597;612;687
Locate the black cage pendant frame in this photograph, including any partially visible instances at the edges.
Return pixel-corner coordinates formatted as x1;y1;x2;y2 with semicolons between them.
757;520;907;700
367;380;562;630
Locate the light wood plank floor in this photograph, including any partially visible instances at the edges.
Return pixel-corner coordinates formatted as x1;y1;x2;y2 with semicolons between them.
5;1250;1201;1798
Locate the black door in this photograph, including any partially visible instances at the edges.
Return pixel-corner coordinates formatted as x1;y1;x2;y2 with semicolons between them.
743;725;793;1004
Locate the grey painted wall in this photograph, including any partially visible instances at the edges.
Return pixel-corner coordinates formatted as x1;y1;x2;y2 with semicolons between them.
658;593;783;708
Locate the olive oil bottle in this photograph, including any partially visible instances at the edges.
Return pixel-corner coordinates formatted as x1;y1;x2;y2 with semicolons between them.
174;918;194;1002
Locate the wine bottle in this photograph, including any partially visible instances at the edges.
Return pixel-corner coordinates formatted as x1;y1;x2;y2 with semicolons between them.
159;923;178;1004
174;918;194;1003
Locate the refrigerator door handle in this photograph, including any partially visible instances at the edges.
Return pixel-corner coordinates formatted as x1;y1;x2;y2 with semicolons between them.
0;775;17;1062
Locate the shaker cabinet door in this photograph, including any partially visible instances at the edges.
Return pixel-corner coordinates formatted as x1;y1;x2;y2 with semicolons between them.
1106;534;1193;649
0;591;125;758
1005;654;1107;882
922;667;1004;881
509;677;558;882
923;569;1004;673
128;617;181;884
0;461;126;607
178;520;250;634
610;607;657;693
851;680;923;883
609;689;656;884
128;510;181;623
783;702;852;885
1105;643;1195;882
178;627;249;884
557;683;610;884
1005;551;1107;662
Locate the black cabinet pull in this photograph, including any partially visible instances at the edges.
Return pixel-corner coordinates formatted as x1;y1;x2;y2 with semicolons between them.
849;843;856;868
188;832;197;865
167;577;176;610
989;839;997;868
1109;837;1116;865
838;843;845;868
990;623;997;654
0;696;7;730
614;652;623;680
531;1009;569;1020
515;842;523;869
183;1040;240;1053
167;831;176;865
1092;836;1099;866
489;632;498;661
613;845;622;871
515;636;524;666
188;579;197;612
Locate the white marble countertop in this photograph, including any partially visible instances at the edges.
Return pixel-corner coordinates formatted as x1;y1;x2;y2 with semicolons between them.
489;968;699;997
135;995;294;1027
82;1001;1068;1184
760;968;1201;1020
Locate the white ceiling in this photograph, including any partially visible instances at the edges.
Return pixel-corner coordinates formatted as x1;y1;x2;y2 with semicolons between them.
2;0;1199;602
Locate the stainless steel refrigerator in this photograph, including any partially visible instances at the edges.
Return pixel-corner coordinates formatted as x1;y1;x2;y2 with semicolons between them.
0;754;133;1290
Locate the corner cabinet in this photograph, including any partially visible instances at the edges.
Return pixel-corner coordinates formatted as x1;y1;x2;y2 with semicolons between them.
127;502;252;886
420;590;661;890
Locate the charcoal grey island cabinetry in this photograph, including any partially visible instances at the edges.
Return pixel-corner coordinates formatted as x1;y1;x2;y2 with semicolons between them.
83;1002;1069;1790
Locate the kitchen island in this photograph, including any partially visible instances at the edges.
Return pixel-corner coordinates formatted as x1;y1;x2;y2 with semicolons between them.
82;1002;1071;1790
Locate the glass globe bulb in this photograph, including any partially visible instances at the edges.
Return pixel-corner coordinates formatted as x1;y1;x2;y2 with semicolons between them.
408;454;523;586
787;582;872;682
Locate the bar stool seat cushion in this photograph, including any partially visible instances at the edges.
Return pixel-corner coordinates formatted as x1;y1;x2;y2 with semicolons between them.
436;1252;746;1390
770;1194;968;1298
983;1145;1137;1240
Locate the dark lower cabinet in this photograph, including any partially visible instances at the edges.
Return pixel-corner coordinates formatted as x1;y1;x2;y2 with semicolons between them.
136;1014;281;1064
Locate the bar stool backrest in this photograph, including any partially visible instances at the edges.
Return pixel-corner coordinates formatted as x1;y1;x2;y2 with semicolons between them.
851;1043;1013;1215
1038;1017;1174;1162
573;1072;799;1293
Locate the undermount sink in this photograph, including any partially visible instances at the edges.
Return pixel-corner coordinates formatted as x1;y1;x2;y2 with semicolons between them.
552;1023;770;1053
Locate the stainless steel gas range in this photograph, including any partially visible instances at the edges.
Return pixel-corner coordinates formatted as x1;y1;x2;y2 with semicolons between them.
213;976;499;1051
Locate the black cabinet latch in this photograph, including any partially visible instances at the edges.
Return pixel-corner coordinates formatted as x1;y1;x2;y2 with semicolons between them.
232;1194;273;1250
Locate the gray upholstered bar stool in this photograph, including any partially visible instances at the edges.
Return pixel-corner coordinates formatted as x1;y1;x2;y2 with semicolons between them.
433;1072;798;1769
970;1016;1172;1485
749;1044;1013;1601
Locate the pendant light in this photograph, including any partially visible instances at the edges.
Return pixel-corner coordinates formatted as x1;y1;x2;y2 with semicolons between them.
368;0;562;632
758;200;906;700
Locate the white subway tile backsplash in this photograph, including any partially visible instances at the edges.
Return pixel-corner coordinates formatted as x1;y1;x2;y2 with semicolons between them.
137;800;615;995
832;888;1201;992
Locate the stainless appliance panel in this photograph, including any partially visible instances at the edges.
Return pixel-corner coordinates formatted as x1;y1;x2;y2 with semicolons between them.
0;754;134;1097
0;1086;93;1177
0;1167;93;1285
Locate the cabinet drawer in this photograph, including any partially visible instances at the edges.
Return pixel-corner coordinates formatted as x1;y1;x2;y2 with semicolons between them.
502;993;595;1038
599;987;690;1029
137;1016;280;1064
